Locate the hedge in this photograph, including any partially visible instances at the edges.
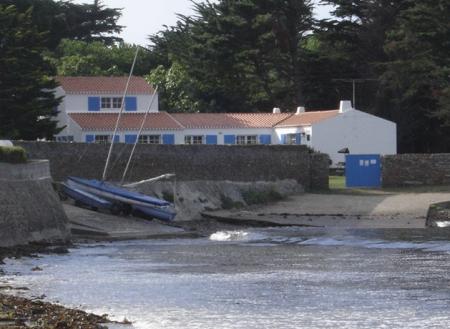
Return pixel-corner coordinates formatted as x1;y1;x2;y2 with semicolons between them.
0;146;27;163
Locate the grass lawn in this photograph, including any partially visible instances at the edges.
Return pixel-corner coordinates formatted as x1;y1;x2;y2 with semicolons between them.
329;175;345;189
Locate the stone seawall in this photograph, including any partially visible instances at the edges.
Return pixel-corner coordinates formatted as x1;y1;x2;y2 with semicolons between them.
382;154;450;187
0;160;70;247
16;142;329;190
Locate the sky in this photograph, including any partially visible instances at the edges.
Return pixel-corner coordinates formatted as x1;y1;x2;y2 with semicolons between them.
72;0;334;46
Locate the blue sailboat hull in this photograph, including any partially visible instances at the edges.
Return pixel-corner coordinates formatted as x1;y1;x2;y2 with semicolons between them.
64;177;176;221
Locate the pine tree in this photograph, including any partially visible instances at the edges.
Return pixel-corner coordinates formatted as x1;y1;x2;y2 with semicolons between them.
380;0;450;152
0;5;62;140
150;0;315;113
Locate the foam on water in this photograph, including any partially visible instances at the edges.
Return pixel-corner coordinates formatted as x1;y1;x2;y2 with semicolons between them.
209;230;267;242
209;229;450;253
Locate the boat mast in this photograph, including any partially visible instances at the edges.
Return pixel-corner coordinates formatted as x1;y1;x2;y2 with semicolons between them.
102;47;139;181
120;85;159;184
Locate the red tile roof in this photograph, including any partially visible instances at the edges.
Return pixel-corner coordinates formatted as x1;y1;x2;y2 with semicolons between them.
69;110;340;131
170;113;293;129
56;76;154;95
69;113;183;131
275;110;340;127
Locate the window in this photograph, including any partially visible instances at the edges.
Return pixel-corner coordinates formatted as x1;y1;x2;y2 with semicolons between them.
101;97;111;109
112;97;123;109
139;135;161;144
306;134;311;142
285;134;297;145
95;135;110;144
101;97;123;109
236;135;257;145
55;136;74;143
185;135;204;145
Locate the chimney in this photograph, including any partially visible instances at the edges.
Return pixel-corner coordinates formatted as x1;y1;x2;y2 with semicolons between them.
296;106;305;115
339;100;353;113
273;107;281;114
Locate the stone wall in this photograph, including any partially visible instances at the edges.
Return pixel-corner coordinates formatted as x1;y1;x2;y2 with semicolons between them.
0;160;70;247
310;153;330;190
16;142;329;190
382;154;450;187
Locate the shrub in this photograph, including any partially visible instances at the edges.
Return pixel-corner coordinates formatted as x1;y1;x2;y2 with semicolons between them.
162;190;174;203
0;146;27;163
220;194;244;210
242;188;284;205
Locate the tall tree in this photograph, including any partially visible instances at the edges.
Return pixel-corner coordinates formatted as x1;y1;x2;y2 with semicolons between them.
149;0;315;113
0;5;62;140
379;0;450;152
317;0;408;111
2;0;122;49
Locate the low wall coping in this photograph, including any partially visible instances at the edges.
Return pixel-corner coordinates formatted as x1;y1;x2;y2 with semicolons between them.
0;160;51;181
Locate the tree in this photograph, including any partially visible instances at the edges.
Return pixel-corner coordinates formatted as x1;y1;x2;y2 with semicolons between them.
2;0;122;49
49;39;155;76
0;5;61;140
317;0;409;111
149;0;315;113
379;0;450;152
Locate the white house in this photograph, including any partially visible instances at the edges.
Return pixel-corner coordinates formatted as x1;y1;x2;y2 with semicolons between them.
54;76;158;143
53;77;397;166
274;101;397;165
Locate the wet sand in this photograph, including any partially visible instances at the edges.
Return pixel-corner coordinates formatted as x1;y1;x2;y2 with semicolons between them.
203;191;450;229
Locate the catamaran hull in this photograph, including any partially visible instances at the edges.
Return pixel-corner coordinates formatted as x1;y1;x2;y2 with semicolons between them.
65;177;176;221
62;183;112;210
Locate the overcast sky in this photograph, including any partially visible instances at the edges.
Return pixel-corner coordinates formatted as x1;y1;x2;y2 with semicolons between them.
72;0;333;46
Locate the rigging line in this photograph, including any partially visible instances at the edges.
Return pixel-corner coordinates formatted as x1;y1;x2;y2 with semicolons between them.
102;47;140;181
120;85;159;185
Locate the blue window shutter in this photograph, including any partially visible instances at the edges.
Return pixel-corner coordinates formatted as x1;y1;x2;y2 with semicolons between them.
125;97;137;111
125;134;137;144
259;135;271;145
206;135;218;145
281;134;287;145
113;135;120;143
85;134;95;143
88;97;100;111
224;135;235;145
295;133;302;145
163;134;175;145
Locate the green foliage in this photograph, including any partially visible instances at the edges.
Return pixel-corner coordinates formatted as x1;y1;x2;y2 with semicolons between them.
49;40;154;76
318;0;450;152
241;189;284;205
220;195;244;210
150;0;315;113
0;5;62;140
379;0;450;152
0;146;27;163
147;63;201;112
2;0;123;49
162;190;175;203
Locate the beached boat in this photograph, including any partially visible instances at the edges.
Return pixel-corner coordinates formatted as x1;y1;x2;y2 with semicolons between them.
61;48;176;222
64;177;176;221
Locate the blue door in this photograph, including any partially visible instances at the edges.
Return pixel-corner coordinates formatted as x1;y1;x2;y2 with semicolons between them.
345;154;381;188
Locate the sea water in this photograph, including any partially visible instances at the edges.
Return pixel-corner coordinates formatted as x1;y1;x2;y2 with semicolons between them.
3;227;450;329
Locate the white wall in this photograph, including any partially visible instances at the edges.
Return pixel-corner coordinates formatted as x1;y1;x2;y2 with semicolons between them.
311;109;397;165
274;127;312;145
77;128;275;144
64;93;158;113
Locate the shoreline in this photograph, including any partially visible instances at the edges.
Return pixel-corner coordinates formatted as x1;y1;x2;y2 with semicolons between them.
2;189;450;328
